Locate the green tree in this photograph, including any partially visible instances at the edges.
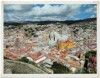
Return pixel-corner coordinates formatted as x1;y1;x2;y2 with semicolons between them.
51;62;71;74
19;57;29;63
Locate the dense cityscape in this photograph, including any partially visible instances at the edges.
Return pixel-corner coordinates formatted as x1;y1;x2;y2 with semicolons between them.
4;18;97;74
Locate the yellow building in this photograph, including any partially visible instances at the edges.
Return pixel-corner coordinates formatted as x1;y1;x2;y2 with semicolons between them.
58;39;75;50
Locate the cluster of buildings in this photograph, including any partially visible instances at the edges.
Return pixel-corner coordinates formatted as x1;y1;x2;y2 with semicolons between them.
4;22;96;73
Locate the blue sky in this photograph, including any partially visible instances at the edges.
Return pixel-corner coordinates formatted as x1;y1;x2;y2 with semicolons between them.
4;4;97;22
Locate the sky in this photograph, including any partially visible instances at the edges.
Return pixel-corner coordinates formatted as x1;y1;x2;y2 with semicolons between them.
4;4;97;22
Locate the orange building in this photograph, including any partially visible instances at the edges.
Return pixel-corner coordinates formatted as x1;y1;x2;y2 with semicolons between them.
58;39;75;50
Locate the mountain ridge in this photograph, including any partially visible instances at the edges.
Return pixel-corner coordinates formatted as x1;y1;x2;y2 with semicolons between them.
4;17;96;26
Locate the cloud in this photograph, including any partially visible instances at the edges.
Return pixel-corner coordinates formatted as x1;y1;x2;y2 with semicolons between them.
26;4;81;16
4;4;22;11
90;14;96;18
84;4;97;14
4;4;96;22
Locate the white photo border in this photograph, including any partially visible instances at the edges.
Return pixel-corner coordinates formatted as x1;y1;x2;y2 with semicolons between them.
0;0;100;78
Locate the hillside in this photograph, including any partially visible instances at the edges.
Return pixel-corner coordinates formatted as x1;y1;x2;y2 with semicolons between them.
4;59;50;74
4;18;96;26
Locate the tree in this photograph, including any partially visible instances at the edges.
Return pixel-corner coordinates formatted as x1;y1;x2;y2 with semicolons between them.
83;50;96;73
19;57;29;63
51;62;71;74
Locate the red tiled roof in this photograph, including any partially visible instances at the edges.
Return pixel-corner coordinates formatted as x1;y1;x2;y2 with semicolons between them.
4;51;19;60
28;52;44;61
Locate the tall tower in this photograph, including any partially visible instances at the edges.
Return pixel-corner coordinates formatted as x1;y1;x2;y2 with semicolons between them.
15;35;20;49
15;30;21;49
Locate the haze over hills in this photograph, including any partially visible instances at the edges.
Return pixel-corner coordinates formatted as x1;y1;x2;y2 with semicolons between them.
4;17;96;26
